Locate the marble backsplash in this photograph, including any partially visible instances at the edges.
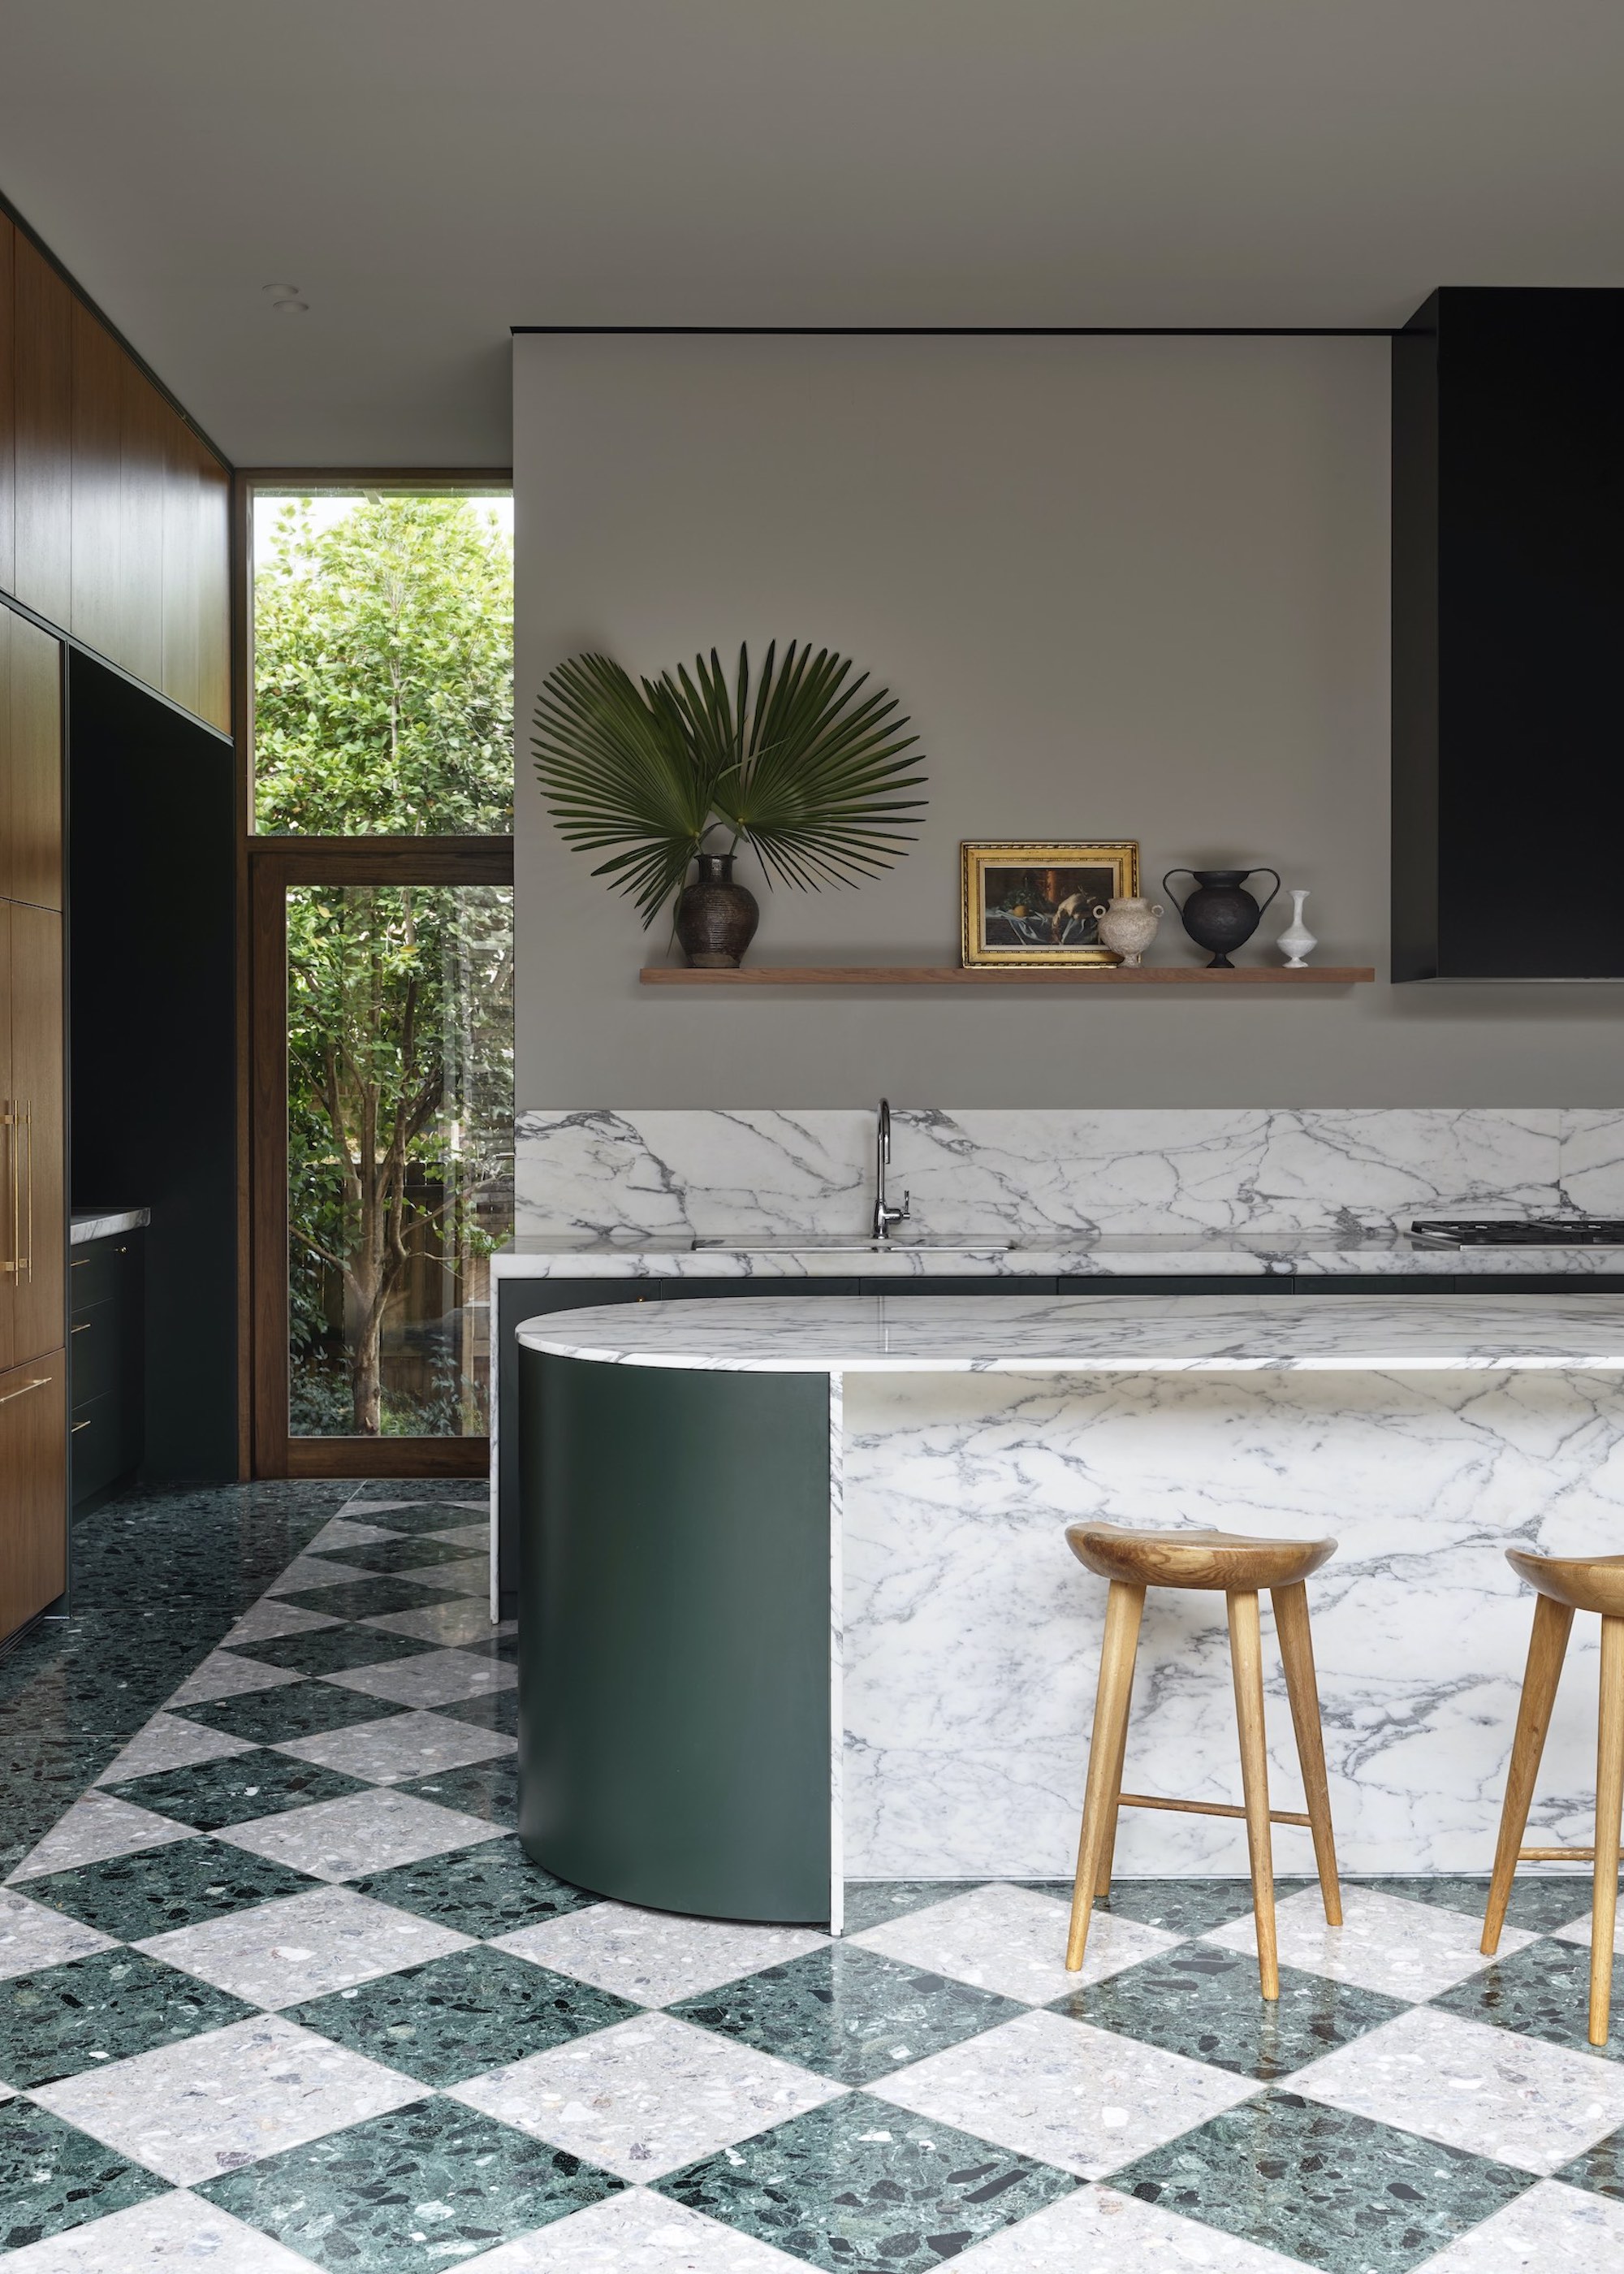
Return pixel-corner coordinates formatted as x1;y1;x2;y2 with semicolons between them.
515;1107;1624;1241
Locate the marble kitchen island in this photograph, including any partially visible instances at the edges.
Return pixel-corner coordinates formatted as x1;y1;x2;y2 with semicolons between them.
516;1290;1624;1929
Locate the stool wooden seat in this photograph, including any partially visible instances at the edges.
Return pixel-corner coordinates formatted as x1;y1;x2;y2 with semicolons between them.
1064;1522;1342;1999
1484;1549;1624;2046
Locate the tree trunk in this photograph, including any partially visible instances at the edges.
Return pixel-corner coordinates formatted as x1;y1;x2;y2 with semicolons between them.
352;1314;383;1436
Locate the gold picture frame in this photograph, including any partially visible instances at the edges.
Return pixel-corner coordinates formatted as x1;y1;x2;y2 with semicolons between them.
961;841;1141;966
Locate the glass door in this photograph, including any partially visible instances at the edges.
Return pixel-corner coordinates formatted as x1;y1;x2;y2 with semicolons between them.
251;842;513;1475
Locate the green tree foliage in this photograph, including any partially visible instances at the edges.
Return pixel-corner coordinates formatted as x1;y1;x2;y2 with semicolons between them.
254;496;514;1436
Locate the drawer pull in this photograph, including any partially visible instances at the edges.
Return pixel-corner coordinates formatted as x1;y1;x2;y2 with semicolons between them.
71;1321;91;1334
71;1419;91;1433
0;1377;50;1405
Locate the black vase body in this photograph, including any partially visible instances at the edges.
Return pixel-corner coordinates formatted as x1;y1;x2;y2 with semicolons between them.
1163;868;1281;969
675;853;760;969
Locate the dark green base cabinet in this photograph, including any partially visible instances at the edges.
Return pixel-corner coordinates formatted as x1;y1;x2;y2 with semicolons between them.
69;1232;144;1507
518;1347;831;1924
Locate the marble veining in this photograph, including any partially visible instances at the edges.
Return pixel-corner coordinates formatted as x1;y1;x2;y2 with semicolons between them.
518;1290;1624;1371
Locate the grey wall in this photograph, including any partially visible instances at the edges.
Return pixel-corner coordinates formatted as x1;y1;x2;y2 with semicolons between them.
515;332;1624;1109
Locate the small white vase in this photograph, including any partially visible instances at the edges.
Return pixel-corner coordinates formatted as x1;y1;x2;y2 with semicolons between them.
1276;889;1316;968
1091;895;1164;967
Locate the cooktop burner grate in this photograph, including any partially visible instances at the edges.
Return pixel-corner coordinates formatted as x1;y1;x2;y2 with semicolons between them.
1410;1218;1624;1247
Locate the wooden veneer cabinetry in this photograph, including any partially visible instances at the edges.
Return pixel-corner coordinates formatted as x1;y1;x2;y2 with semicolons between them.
0;611;65;1641
0;209;229;732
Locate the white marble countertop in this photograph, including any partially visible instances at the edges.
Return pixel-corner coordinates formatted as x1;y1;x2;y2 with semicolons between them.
492;1230;1624;1280
516;1290;1624;1373
70;1206;150;1245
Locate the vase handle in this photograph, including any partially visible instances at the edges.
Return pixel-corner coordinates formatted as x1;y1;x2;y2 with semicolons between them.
1246;869;1281;917
1161;869;1195;916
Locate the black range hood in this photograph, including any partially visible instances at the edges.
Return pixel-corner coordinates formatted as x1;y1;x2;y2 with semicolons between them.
1392;288;1624;979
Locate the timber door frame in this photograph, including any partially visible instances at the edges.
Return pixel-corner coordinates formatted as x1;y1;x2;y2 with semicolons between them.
248;835;514;1477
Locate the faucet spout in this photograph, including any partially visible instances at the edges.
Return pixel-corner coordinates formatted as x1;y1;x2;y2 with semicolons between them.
871;1098;910;1241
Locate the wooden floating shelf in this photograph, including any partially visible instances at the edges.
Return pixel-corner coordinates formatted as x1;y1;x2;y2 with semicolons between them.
641;964;1376;988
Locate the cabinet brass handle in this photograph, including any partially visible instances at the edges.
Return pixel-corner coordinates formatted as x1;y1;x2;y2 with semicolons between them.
71;1321;90;1334
0;1377;50;1405
21;1109;32;1286
71;1419;91;1433
2;1105;15;1281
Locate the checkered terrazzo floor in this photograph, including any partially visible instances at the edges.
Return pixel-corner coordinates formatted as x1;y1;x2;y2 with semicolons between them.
6;1482;1624;2268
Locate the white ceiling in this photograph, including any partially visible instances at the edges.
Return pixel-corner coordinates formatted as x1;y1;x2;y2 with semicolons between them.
2;0;1622;465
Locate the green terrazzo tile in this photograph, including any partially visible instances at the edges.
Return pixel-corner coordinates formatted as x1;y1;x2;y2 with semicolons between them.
670;1942;1023;2086
399;1757;517;1827
1433;1938;1624;2057
106;1751;368;1829
1557;2121;1624;2203
0;2097;168;2251
175;1680;405;1747
1362;1874;1600;1935
231;1624;440;1677
197;2093;621;2270
658;2089;1075;2272
1022;1878;1311;1938
842;1884;976;1935
1108;2087;1532;2272
23;1835;322;1939
289;1945;638;2085
435;1687;520;1737
454;1628;517;1663
352;1833;590;1936
276;1576;459;1621
1054;1943;1407;2079
309;1533;483;1576
0;1946;255;2088
352;1492;489;1526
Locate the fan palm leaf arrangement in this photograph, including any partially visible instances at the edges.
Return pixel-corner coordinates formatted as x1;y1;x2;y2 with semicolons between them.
533;642;928;927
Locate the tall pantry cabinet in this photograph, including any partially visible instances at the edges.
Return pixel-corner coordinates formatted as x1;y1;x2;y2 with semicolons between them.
0;608;65;1639
0;201;231;1643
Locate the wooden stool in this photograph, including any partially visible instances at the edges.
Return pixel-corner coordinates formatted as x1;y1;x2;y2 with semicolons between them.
1484;1550;1624;2047
1064;1523;1342;1999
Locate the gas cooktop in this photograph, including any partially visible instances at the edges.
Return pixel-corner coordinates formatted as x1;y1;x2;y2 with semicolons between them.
1410;1218;1624;1247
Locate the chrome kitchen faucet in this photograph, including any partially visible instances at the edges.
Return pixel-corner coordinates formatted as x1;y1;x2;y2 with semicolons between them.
871;1099;911;1241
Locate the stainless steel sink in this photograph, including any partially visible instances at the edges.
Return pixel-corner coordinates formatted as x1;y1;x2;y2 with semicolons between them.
689;1234;1013;1253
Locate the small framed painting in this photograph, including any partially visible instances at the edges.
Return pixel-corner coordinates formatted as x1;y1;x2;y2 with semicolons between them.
961;840;1141;966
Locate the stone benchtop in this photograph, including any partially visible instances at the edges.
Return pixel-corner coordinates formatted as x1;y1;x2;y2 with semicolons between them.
516;1290;1624;1373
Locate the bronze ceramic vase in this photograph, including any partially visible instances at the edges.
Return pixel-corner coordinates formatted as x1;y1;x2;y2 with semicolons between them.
675;853;759;969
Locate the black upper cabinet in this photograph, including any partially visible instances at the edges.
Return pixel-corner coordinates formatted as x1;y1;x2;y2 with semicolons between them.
1393;288;1624;979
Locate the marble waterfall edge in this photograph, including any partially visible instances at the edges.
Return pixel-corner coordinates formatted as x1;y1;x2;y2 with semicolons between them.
515;1107;1624;1243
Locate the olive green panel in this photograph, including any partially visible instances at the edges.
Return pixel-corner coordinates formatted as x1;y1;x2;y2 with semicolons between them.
518;1348;831;1924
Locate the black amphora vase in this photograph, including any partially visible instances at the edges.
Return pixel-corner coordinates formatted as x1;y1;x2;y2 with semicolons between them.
1163;867;1280;968
675;852;759;969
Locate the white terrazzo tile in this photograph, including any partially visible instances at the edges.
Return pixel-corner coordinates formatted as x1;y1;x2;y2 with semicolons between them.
304;1515;403;1553
93;1711;259;1785
457;2189;805;2272
325;1648;517;1708
136;1883;471;2006
1204;1884;1539;2000
451;2010;844;2180
852;1880;1180;2004
32;2013;422;2185
425;1522;492;1554
952;2182;1308;2270
215;1787;499;1880
7;1794;196;1883
362;1598;504;1646
262;1554;375;1597
163;1652;304;1708
2;2187;318;2270
1410;2177;1624;2270
0;1889;117;1979
398;1554;491;1596
274;1708;516;1784
222;1600;340;1645
1292;2004;1624;2175
1550;1910;1619;1947
497;1902;827;2008
870;2008;1255;2180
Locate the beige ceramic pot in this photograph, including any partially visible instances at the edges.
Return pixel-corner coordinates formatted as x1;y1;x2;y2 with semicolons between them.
1091;894;1164;967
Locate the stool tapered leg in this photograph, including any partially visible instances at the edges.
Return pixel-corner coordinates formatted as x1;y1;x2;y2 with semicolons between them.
1095;1664;1134;1900
1272;1582;1341;1927
1591;1615;1624;2046
1067;1580;1144;1973
1228;1587;1279;2000
1483;1593;1574;1956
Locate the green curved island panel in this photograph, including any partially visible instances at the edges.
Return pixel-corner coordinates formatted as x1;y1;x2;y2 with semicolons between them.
517;1342;833;1923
